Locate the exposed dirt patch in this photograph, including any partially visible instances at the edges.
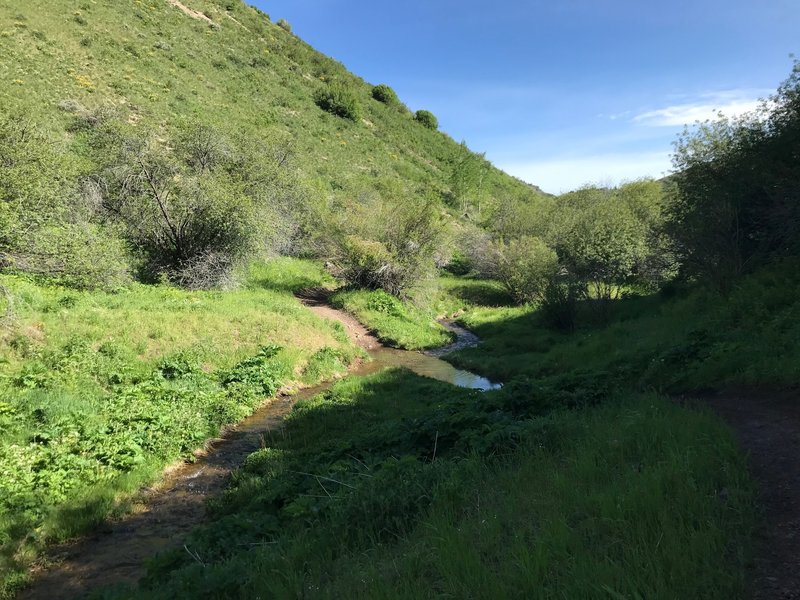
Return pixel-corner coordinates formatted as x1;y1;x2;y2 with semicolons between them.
295;288;381;351
166;0;214;25
686;390;800;599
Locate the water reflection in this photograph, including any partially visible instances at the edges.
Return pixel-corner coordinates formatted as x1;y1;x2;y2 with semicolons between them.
357;347;502;391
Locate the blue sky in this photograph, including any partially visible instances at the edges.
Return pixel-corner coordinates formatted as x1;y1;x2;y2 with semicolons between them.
252;1;799;193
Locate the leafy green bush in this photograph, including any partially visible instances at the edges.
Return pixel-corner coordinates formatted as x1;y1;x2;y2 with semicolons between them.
669;61;800;290
86;124;263;287
0;115;131;290
314;83;362;122
276;18;291;33
539;278;579;331
496;236;559;304
371;84;399;106
325;195;445;297
12;223;131;290
414;109;438;130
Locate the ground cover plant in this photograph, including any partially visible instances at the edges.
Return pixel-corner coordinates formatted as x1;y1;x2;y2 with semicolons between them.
329;288;454;350
0;258;358;595
98;357;753;599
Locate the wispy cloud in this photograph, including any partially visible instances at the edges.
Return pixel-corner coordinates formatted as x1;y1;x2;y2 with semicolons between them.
632;90;770;127
499;151;672;195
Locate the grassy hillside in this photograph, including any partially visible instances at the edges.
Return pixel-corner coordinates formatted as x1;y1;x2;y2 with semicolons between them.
0;0;540;214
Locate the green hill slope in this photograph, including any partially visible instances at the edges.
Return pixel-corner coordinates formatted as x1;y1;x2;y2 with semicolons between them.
0;0;541;221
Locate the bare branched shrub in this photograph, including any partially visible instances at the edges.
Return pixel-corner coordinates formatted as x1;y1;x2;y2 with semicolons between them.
173;251;238;290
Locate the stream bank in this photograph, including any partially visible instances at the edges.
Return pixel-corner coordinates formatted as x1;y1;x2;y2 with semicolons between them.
21;290;495;599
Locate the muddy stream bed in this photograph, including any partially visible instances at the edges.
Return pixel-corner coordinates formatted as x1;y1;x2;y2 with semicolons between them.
21;294;499;599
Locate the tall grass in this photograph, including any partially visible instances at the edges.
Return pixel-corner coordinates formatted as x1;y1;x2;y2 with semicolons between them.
106;371;753;599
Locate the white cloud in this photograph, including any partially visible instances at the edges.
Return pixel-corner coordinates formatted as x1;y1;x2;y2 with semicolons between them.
633;90;769;127
499;151;672;195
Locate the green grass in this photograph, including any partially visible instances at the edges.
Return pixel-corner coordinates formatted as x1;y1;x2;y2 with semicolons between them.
100;372;753;599
304;396;753;600
432;273;515;315
330;288;454;350
0;258;358;596
447;261;800;391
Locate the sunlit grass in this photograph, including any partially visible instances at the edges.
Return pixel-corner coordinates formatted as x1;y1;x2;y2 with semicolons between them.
0;258;357;596
330;288;454;350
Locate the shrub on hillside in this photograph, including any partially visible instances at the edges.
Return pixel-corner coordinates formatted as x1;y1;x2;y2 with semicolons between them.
7;223;130;290
452;224;500;278
371;84;399;106
414;109;438;130
0;114;130;289
85;124;261;287
315;83;362;122
276;18;291;33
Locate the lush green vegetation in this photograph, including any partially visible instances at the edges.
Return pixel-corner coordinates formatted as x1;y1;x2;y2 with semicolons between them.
3;1;799;598
0;258;358;595
414;109;439;130
669;61;800;290
449;261;800;389
330;288;453;350
95;369;751;600
0;0;548;298
371;83;402;107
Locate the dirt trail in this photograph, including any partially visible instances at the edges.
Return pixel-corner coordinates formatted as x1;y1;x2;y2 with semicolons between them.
295;288;381;351
20;294;382;599
694;390;800;599
166;0;214;25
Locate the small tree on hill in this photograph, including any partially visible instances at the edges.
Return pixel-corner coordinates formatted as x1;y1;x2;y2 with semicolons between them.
414;109;438;130
371;84;399;106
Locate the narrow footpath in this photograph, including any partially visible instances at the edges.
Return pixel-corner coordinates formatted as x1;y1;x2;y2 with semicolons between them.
697;391;800;599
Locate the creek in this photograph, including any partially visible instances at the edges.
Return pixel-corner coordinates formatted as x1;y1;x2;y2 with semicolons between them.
22;305;499;600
